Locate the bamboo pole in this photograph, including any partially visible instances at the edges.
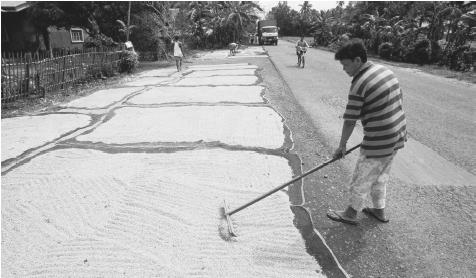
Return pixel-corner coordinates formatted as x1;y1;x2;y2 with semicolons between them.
8;53;12;101
19;53;24;97
25;53;32;94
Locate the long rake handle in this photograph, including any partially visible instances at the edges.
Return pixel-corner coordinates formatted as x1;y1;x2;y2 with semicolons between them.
227;144;361;216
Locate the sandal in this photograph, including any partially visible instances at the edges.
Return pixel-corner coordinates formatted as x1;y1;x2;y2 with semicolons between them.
363;207;389;223
326;210;359;225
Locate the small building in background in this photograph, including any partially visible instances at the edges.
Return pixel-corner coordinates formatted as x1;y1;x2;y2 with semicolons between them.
1;1;89;54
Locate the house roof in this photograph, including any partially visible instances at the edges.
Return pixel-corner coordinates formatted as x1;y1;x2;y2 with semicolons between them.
1;1;30;12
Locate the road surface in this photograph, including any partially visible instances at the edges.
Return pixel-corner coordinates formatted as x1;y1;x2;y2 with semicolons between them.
261;39;475;278
266;39;476;186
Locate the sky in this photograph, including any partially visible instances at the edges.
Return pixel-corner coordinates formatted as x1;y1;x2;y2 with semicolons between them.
258;1;344;13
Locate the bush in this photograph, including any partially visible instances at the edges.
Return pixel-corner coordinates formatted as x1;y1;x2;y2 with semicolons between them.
378;42;393;59
84;34;118;49
119;50;139;73
413;39;432;65
430;40;442;63
101;64;115;77
441;45;474;71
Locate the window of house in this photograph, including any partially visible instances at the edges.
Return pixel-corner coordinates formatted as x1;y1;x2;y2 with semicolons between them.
70;28;84;43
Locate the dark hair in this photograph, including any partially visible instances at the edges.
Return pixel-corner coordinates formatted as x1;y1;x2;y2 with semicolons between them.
174;35;179;40
335;38;367;63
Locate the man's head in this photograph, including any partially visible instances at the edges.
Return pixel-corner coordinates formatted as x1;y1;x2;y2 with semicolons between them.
300;35;304;41
335;38;367;77
174;35;179;41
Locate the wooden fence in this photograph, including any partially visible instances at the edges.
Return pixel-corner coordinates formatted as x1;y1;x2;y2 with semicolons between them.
1;48;122;104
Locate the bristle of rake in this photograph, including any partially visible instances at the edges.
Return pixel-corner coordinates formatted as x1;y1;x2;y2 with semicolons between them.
218;200;237;241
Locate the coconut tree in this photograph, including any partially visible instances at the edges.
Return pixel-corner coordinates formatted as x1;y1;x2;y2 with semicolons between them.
312;10;336;46
187;1;214;47
296;1;313;36
223;1;262;42
270;2;294;36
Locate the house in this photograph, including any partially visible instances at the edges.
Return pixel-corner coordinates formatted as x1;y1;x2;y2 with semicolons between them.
1;1;89;53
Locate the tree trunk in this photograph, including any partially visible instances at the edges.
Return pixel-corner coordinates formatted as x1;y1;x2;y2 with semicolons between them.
41;29;52;58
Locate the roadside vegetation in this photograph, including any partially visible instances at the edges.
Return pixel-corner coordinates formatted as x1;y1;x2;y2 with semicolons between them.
269;1;475;72
23;1;475;71
19;1;476;68
26;1;263;60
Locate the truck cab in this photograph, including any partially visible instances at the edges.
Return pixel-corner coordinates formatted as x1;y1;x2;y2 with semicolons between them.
257;20;279;46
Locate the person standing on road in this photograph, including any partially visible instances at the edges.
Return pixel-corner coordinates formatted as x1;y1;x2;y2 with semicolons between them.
327;38;407;225
173;35;185;72
296;36;309;66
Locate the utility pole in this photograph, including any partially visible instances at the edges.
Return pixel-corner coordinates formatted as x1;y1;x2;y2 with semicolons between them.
127;1;131;41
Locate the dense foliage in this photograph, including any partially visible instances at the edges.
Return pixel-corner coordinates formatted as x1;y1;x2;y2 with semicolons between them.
27;1;262;59
119;50;139;73
268;1;475;71
26;1;475;70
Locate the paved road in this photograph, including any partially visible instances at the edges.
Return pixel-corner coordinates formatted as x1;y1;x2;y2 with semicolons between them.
265;39;476;186
261;39;476;277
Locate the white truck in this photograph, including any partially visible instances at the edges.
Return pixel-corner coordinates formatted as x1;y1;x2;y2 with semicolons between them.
257;19;278;46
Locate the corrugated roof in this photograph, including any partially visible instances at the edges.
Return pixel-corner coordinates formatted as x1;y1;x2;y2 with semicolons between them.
1;1;30;12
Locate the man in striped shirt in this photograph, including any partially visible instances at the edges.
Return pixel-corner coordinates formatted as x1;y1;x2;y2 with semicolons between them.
327;39;407;225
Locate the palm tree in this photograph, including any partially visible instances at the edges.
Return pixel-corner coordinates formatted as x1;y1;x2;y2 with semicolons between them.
297;1;313;35
187;1;214;47
224;1;262;42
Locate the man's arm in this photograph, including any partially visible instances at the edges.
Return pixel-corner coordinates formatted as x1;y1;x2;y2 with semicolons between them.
333;120;356;158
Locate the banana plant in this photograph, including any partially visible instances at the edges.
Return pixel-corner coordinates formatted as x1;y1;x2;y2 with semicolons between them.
116;19;136;42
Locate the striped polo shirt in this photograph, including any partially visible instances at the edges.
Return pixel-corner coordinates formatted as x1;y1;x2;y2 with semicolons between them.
343;62;407;158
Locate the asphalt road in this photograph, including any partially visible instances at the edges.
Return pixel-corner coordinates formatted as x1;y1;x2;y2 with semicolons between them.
264;39;476;185
256;40;475;277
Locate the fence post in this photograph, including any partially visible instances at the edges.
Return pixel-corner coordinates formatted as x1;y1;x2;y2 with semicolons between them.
7;53;13;101
25;53;32;94
61;51;67;90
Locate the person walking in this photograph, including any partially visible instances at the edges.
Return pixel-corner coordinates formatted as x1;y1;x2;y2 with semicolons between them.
173;35;185;72
327;38;407;225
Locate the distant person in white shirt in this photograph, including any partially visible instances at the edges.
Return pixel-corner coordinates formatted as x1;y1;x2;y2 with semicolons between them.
173;35;184;72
